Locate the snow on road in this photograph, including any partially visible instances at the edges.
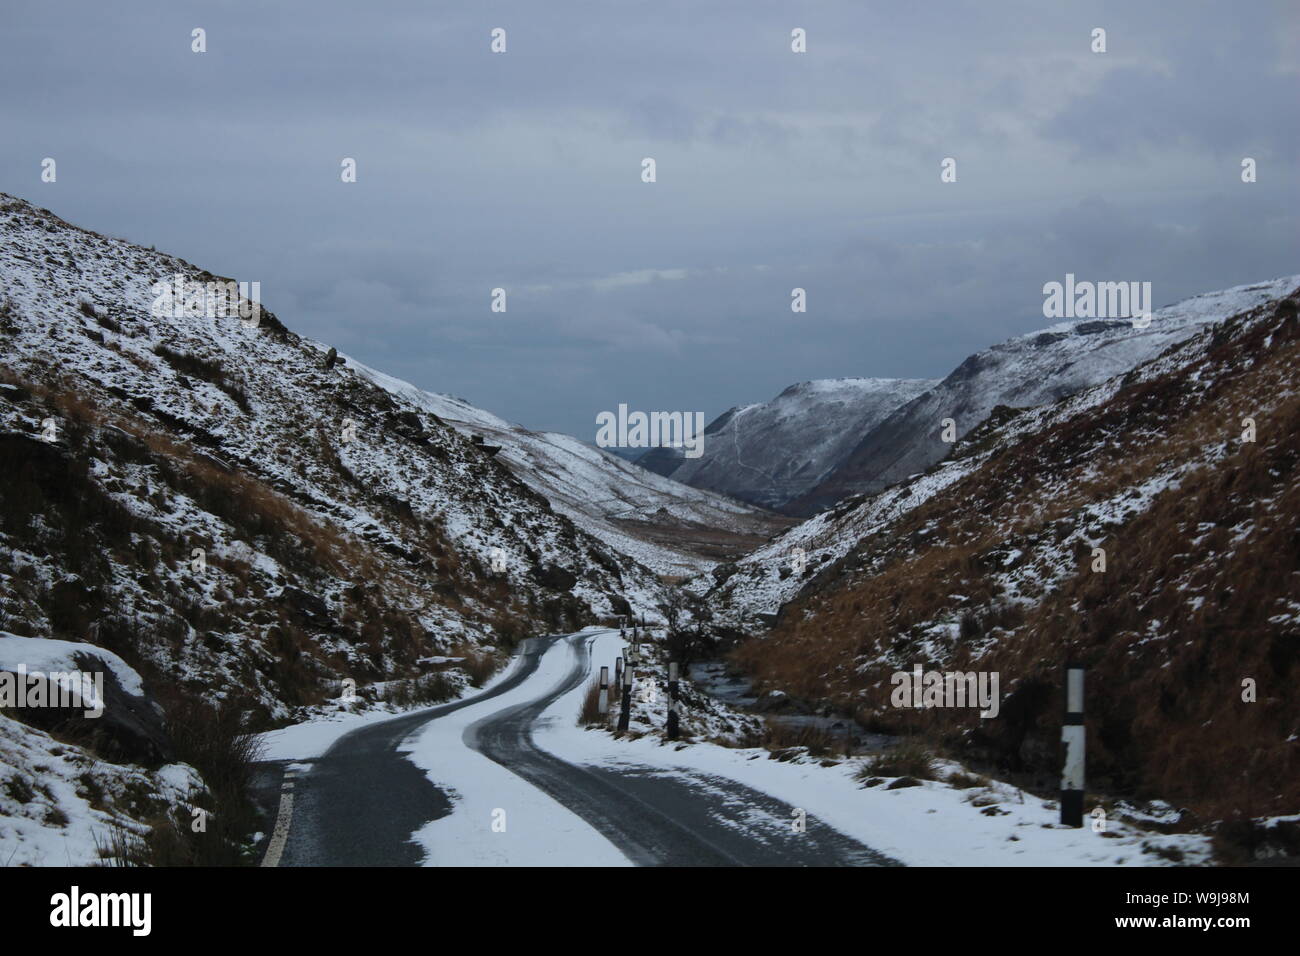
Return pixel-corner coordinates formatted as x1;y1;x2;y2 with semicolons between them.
256;649;534;763
532;632;1212;867
403;631;631;867
258;709;415;763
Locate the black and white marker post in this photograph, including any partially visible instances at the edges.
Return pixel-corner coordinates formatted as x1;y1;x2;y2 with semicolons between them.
598;666;610;715
617;657;632;733
614;655;623;694
666;662;680;741
1060;663;1085;827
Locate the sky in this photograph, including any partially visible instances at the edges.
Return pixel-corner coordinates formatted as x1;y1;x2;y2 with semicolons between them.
2;1;1298;439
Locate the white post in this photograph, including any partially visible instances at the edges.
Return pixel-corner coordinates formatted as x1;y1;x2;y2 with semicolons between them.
1060;664;1085;827
598;666;610;715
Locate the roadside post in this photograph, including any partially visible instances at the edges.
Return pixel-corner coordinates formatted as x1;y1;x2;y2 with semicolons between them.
617;659;632;732
598;666;610;715
1061;663;1085;827
666;661;680;741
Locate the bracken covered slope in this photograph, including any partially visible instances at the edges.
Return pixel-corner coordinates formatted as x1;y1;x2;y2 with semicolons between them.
733;282;1300;822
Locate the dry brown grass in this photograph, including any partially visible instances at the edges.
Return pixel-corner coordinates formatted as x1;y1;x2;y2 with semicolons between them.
759;719;842;757
385;672;458;708
578;677;605;726
88;693;267;866
856;739;938;781
448;643;501;687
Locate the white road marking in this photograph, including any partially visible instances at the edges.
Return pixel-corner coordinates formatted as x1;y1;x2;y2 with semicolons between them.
261;785;296;867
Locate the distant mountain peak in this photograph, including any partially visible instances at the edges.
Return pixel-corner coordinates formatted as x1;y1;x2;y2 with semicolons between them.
643;376;937;511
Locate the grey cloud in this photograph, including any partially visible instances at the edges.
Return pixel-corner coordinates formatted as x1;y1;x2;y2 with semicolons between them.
1;0;1296;439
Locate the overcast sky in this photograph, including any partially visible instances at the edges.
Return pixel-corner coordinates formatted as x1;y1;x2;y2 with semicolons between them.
3;1;1297;438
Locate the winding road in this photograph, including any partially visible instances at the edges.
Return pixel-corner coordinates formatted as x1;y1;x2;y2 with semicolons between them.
253;632;896;867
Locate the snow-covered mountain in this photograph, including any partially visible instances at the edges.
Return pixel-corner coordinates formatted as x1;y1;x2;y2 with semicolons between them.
791;277;1300;514
708;274;1300;624
641;280;1293;518
710;278;1300;826
639;377;936;511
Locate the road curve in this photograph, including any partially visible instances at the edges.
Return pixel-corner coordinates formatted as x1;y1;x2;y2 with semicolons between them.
258;635;564;866
256;631;897;866
467;632;898;867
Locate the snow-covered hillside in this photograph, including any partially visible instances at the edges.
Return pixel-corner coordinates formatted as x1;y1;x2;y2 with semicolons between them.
793;277;1300;513
640;377;935;511
0;193;671;723
708;275;1300;625
349;362;780;578
699;452;984;621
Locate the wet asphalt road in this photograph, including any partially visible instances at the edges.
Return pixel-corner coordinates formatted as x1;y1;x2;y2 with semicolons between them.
254;631;897;867
256;635;560;866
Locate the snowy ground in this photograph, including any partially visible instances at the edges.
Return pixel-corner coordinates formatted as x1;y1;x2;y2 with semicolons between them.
255;654;524;762
401;633;630;867
0;633;205;867
0;713;202;867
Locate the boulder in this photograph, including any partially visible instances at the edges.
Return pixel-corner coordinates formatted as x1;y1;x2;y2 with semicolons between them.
0;634;171;765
